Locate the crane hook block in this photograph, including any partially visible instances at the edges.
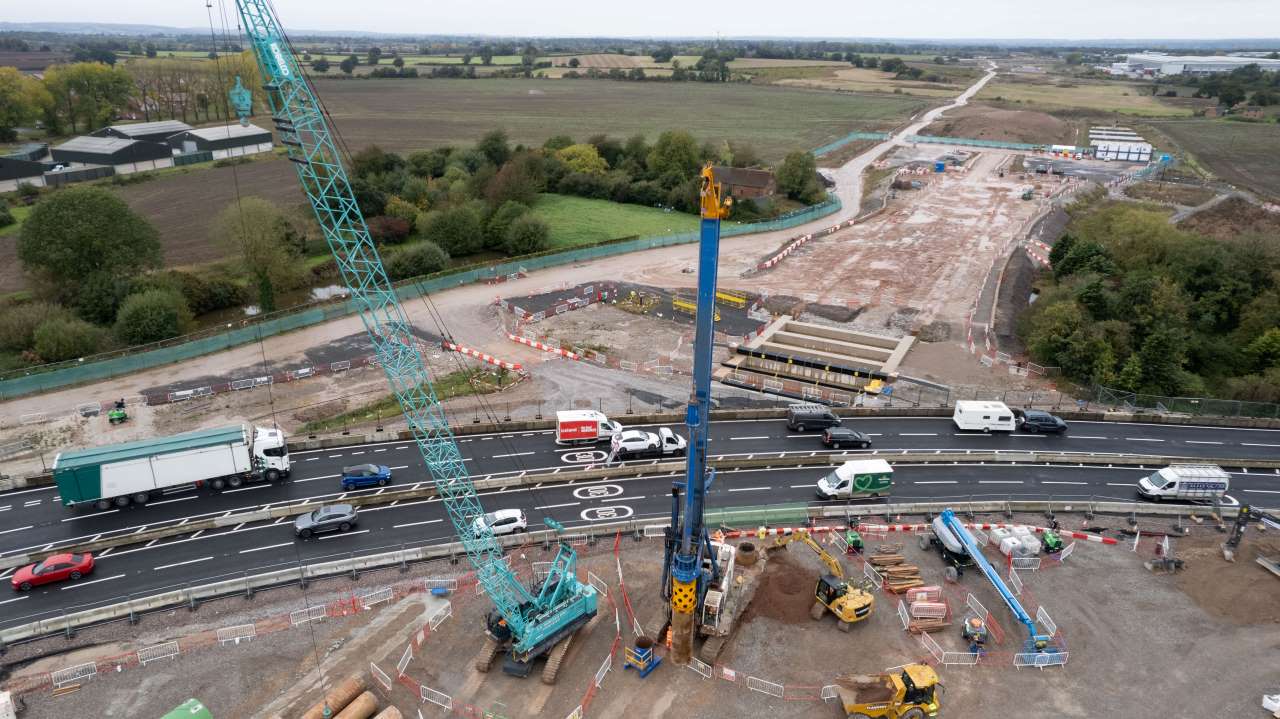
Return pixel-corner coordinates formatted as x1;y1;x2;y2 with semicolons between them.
229;76;253;127
699;164;732;220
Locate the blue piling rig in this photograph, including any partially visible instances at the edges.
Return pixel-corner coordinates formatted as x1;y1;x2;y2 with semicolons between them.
664;166;731;665
232;0;595;678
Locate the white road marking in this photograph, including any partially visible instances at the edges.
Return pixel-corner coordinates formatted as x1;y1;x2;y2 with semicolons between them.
730;436;770;441
23;500;41;506
0;486;57;497
60;573;126;589
0;506;9;512
351;451;365;455
374;449;388;453
978;481;1023;484
222;484;270;494
305;457;318;461
1066;436;1108;440
390;465;409;470
0;596;28;605
189;529;205;538
154;557;213;571
900;433;937;436
1125;438;1164;442
1010;434;1043;439
149;496;199;506
1184;440;1223;445
0;525;33;536
1242;442;1280;448
239;542;293;554
318;530;370;540
727;487;768;492
393;520;444;529
61;509;120;522
1243;489;1280;494
0;567;15;579
492;452;534;458
535;502;581;510
294;474;340;483
328;454;343;458
1041;481;1086;486
1106;483;1135;487
914;481;957;484
96;548;113;557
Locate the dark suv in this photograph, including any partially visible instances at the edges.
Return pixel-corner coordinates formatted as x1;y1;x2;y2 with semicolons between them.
786;404;841;432
1016;409;1068;434
822;428;872;449
294;504;359;538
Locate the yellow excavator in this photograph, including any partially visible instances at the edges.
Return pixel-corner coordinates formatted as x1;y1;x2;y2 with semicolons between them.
770;530;874;631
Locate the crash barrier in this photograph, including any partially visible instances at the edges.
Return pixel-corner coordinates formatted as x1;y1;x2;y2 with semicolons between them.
136;641;180;666
0;198;840;400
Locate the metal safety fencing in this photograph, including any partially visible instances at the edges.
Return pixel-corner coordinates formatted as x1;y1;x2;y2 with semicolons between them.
1014;651;1069;669
359;586;394;609
216;623;256;645
290;605;326;626
370;662;392;692
50;662;97;689
747;676;786;698
136;641;180;666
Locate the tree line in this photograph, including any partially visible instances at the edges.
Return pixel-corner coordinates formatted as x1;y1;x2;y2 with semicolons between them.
1020;200;1280;402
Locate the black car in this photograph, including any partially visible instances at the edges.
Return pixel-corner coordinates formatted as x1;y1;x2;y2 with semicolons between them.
822;428;872;449
294;504;359;538
1015;409;1068;434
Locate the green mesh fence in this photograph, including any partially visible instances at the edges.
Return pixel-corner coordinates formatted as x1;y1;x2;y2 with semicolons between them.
0;196;840;400
704;503;812;529
904;134;1049;152
813;131;891;157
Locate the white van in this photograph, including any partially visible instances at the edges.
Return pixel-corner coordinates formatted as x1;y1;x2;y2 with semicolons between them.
816;459;893;500
952;401;1016;432
1137;464;1229;502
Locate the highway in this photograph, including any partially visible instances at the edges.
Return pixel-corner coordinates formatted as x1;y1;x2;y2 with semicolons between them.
0;416;1276;628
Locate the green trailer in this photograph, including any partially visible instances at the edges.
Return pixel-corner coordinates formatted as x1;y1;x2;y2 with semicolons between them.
161;699;212;719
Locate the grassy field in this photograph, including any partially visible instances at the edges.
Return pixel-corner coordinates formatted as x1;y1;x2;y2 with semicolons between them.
751;66;975;98
1144;119;1280;201
978;76;1192;117
313;78;926;161
532;194;710;249
0;205;31;238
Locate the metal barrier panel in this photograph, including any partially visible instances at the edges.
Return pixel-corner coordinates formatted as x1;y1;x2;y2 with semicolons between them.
371;662;392;692
331;360;352;372
587;571;609;596
420;685;453;710
747;676;785;698
911;602;948;619
397;644;413;676
643;523;668;538
1057;541;1076;562
1008;568;1023;596
941;650;980;666
290;605;326;626
533;561;553;581
423;577;458;590
216;624;256;645
970;527;989;546
1014;651;1068;669
863;562;883;589
564;706;584;719
137;640;180;665
820;684;840;702
897;599;910;630
1012;556;1042;571
965;593;988;620
686;656;713;678
1035;606;1058;637
51;661;98;688
428;601;452;630
359;586;394;609
918;631;944;663
594;653;612;687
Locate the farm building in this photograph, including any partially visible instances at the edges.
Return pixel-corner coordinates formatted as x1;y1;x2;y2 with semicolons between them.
711;166;776;199
165;123;274;159
92;120;193;144
3;143;49;163
50;136;174;174
0;157;46;193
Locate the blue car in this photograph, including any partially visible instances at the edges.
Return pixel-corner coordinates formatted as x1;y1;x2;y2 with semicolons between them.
341;463;392;490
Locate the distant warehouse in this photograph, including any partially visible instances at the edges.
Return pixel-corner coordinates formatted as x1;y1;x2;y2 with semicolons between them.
165;123;274;160
92;120;194;144
1113;53;1280;77
50;136;174;174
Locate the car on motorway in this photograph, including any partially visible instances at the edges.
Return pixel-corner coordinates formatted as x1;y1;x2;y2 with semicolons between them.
822;428;872;449
294;504;358;538
472;508;528;536
12;552;95;591
786;403;841;432
611;428;687;460
1013;409;1068;434
341;463;393;490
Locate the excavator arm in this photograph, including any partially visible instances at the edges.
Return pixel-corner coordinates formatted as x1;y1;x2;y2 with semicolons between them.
772;530;846;580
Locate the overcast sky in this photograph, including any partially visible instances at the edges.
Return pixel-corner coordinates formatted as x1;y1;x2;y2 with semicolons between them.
7;0;1280;40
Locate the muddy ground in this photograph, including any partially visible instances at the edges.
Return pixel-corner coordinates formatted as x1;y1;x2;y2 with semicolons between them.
919;103;1075;146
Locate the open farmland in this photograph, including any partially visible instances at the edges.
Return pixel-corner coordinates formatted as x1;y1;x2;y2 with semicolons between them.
1147;119;1280;200
978;74;1192;116
763;66;974;98
532;193;709;249
310;78;927;161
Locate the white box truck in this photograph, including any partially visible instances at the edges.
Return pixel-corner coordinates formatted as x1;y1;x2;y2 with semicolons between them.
1137;464;1229;502
53;423;291;510
952;401;1016;432
555;410;622;445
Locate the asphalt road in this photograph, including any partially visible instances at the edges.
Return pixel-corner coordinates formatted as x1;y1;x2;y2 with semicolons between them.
0;417;1277;627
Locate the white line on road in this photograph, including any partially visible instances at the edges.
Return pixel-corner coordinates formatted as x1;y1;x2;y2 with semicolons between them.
294;474;340;483
790;484;815;488
913;480;957;484
318;530;370;540
60;573;127;589
351;451;365;455
0;525;33;536
96;548;113;557
305;457;318;461
493;452;534;458
730;436;770;441
61;509;119;522
0;596;28;605
1041;481;1087;485
900;433;937;437
1184;440;1223;445
727;487;768;492
239;542;293;554
1010;434;1043;439
1066;436;1108;440
154;557;213;571
1126;438;1164;442
978;480;1024;484
149;496;199;506
22;500;40;506
374;448;388;453
1243;489;1280;494
393;520;444;529
328;454;343;458
390;465;409;470
1106;483;1135;487
0;506;9;512
535;502;581;510
222;484;270;494
0;568;14;579
1242;443;1280;448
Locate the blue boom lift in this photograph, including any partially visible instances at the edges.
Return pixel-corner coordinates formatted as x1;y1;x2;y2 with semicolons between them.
936;509;1060;655
232;0;596;682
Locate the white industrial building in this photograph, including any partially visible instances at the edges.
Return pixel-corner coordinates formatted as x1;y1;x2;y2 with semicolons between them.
165;123;274;159
1114;53;1280;77
1091;140;1152;162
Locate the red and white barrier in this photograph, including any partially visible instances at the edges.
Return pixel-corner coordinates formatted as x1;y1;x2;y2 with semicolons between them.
442;341;523;372
506;333;579;360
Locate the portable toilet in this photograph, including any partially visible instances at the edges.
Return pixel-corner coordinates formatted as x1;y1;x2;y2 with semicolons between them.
934;161;946;173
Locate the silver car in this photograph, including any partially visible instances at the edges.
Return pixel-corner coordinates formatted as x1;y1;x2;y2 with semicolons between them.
294;504;358;538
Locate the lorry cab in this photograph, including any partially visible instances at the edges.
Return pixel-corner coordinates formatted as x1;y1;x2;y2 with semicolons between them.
952;401;1016;433
1137;464;1229;502
253;426;292;481
817;459;893;500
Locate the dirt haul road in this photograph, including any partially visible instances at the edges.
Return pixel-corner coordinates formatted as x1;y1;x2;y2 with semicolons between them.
0;68;997;422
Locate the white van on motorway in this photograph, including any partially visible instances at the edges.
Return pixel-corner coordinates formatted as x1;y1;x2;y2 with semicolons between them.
1137;464;1230;502
952;401;1016;433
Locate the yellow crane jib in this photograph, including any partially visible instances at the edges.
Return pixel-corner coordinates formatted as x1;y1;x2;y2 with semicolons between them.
700;164;732;220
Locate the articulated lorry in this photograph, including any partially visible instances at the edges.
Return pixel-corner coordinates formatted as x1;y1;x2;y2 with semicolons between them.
53;424;291;510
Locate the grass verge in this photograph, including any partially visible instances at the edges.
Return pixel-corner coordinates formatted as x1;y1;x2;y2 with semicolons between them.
300;368;508;433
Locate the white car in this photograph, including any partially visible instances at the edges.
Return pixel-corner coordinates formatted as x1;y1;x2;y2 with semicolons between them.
472;508;528;536
611;427;687;460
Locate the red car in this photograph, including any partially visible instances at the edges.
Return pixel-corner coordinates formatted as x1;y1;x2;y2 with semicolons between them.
11;553;95;591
